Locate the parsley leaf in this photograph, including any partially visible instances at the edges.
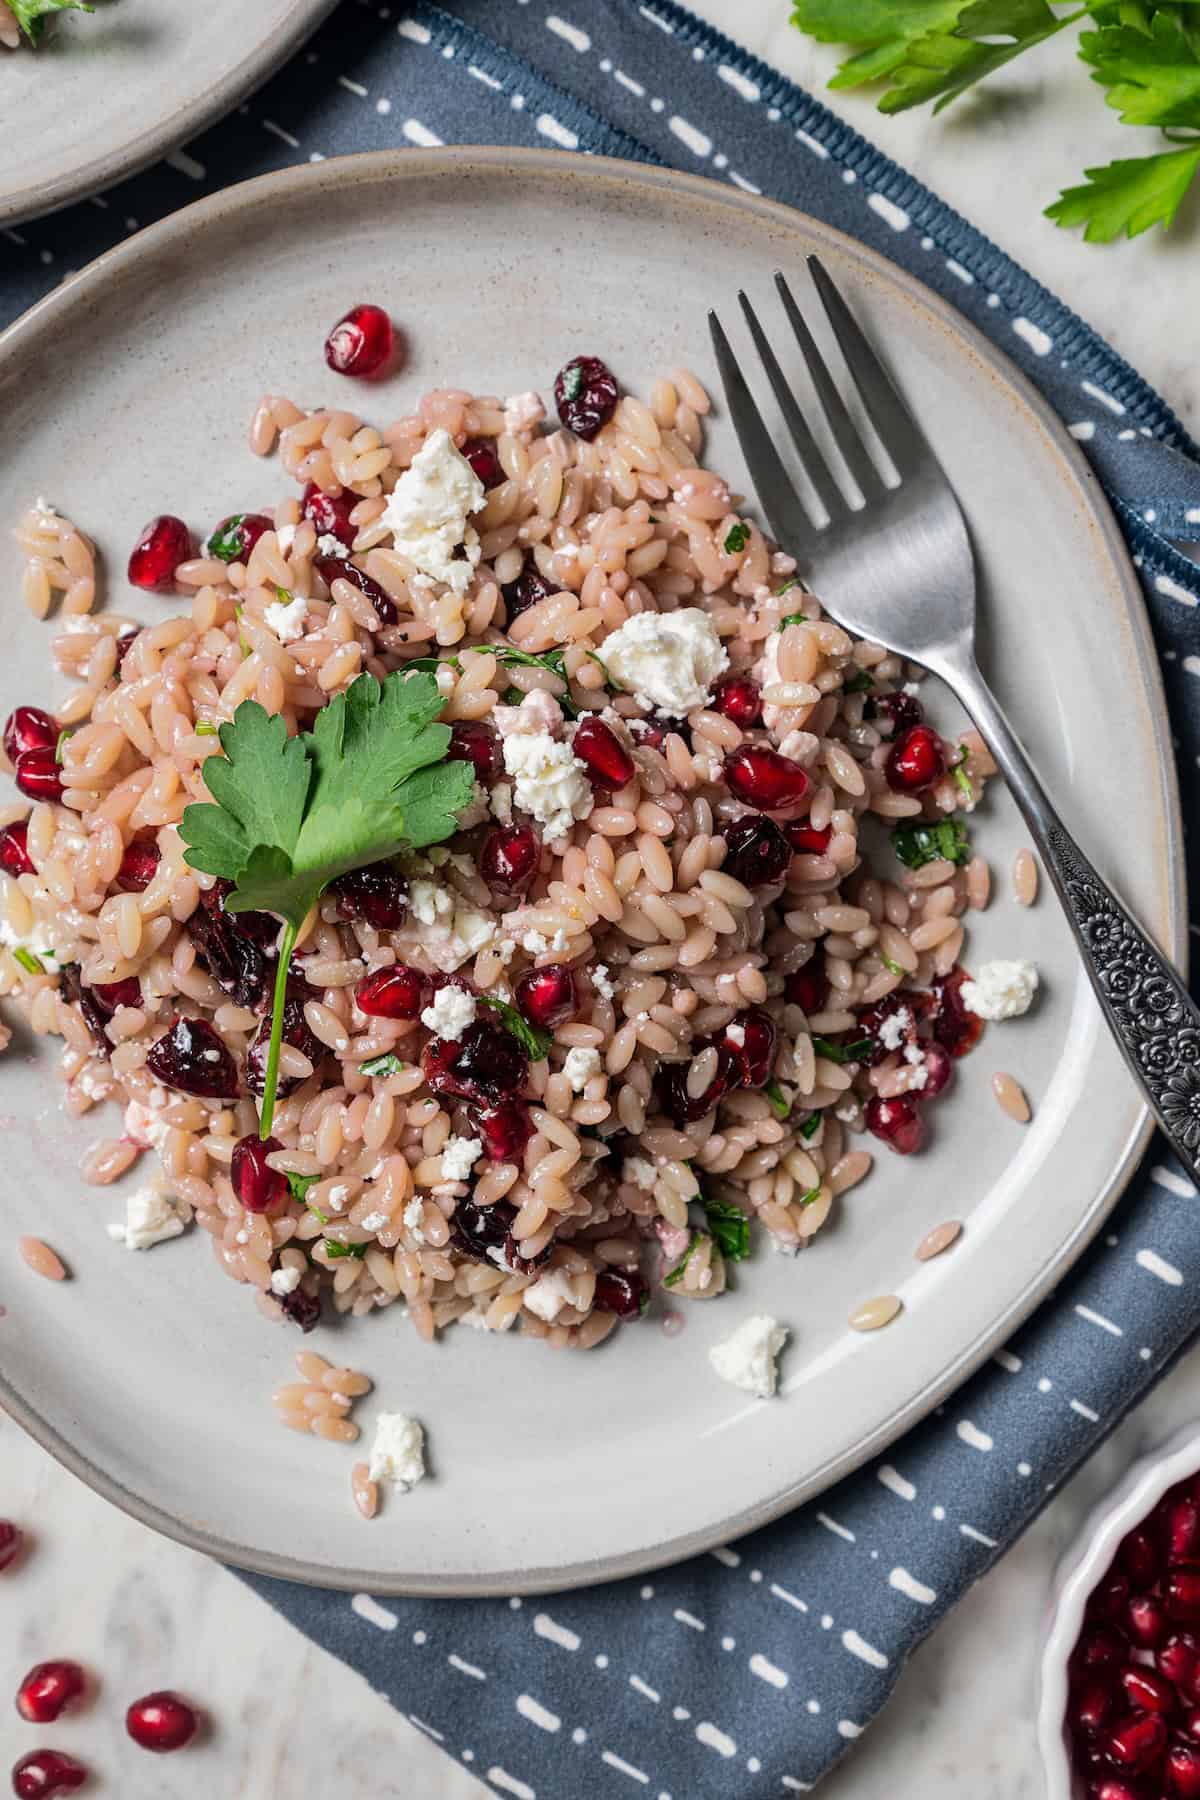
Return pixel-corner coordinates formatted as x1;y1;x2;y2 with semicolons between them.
1080;11;1200;130
764;1079;791;1121
13;947;43;975
194;721;219;737
798;1185;824;1207
54;728;71;764
286;1171;322;1213
843;668;875;693
663;1230;706;1288
799;1112;822;1140
703;1198;751;1263
492;646;580;716
723;522;750;555
10;0;93;44
777;610;808;631
359;1052;406;1078
324;1239;368;1260
207;515;248;564
891;817;971;870
812;1034;874;1064
881;953;906;978
477;994;553;1061
1045;145;1200;241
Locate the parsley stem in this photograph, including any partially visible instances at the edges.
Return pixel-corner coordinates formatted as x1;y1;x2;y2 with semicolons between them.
259;918;299;1142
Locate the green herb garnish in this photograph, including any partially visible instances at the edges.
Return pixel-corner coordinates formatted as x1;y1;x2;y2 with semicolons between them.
777;610;807;631
478;994;552;1060
12;947;43;975
10;0;93;45
950;747;974;803
403;656;462;676
663;1230;706;1288
812;1035;874;1064
891;817;971;871
493;647;580;716
503;687;524;705
207;515;248;564
324;1239;368;1260
881;953;906;978
777;577;800;596
703;1198;751;1263
764;1078;791;1121
723;522;750;555
53;728;71;764
799;1112;822;1140
359;1052;406;1078
843;669;875;694
179;671;473;1138
194;721;219;737
285;1171;322;1217
798;1185;823;1207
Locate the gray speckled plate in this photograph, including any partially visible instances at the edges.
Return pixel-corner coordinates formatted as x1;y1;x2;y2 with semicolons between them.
0;150;1183;1595
0;0;336;228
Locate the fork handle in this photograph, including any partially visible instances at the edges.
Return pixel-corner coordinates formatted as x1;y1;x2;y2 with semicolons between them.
939;651;1200;1176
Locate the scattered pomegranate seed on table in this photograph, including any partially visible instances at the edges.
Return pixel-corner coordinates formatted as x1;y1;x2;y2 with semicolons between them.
124;1689;200;1753
323;303;395;379
10;1751;88;1798
127;515;191;592
3;706;57;764
15;1663;85;1725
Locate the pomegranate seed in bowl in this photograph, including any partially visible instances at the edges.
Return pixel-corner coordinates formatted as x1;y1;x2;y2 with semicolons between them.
114;840;160;893
515;963;577;1030
480;823;540;897
127;515;191;591
3;705;57;764
572;715;635;790
16;1663;85;1725
323;303;394;379
11;1751;88;1798
206;512;271;563
710;674;762;728
329;863;407;930
355;964;428;1021
503;554;556;622
14;748;63;802
124;1689;199;1752
885;723;944;793
313;555;397;624
447;720;502;784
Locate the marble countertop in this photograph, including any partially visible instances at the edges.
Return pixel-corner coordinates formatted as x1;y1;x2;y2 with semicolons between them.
6;5;1200;1796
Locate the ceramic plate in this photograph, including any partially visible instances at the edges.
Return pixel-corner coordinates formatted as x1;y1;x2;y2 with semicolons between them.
0;0;336;228
0;150;1182;1595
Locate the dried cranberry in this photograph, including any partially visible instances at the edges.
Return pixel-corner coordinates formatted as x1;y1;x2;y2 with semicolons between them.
480;823;540;897
554;355;619;441
91;975;141;1014
1121;1526;1163;1589
725;1007;776;1088
1118;1664;1178;1714
471;1098;534;1164
451;1197;516;1262
301;482;356;549
1166;1742;1200;1799
0;1521;22;1572
594;1269;648;1319
4;706;57;764
724;744;810;813
448;720;502;784
573;715;635;789
656;1043;740;1127
1104;1710;1168;1772
0;821;34;878
323;303;394;379
515;963;577;1030
864;1094;925;1155
280;1286;321;1333
721;815;791;888
460;437;505;489
11;1751;88;1798
502;554;555;622
931;966;983;1058
14;748;63;802
147;1017;239;1100
422;1020;529;1105
124;1689;199;1753
58;963;113;1048
115;840;160;893
782;820;832;855
330;863;407;931
128;515;191;592
246;988;322;1097
231;1134;287;1213
885;723;944;794
314;556;397;625
185;886;270;1011
785;949;828;1016
868;689;923;738
16;1663;85;1725
207;513;271;563
1126;1593;1168;1649
355;963;429;1020
710;675;762;729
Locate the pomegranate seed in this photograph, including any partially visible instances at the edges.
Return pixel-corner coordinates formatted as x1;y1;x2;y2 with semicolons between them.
710;675;762;728
1126;1593;1169;1649
323;303;394;379
721;815;791;888
471;1098;534;1163
724;744;810;813
91;976;141;1014
452;1197;516;1263
314;556;397;625
1166;1743;1200;1799
330;863;407;930
1182;1706;1200;1741
1104;1710;1168;1771
128;515;191;592
16;1663;85;1725
460;437;505;489
1119;1664;1178;1714
4;706;57;764
206;513;271;564
14;748;63;802
301;482;356;549
0;1521;22;1572
785;950;828;1016
515;963;577;1030
422;1020;529;1105
782;819;832;855
146;1017;239;1100
246;989;322;1098
931;966;984;1058
594;1270;648;1319
1167;1499;1200;1564
355;964;429;1020
480;823;540;896
573;716;635;789
115;840;160;892
124;1689;199;1753
885;723;944;793
1089;1572;1132;1622
113;630;139;669
919;1041;954;1099
1073;1625;1132;1677
554;355;619;441
864;1093;925;1155
868;690;923;738
1122;1526;1164;1588
448;720;502;784
0;821;34;877
1167;1568;1200;1623
502;554;556;622
231;1134;288;1213
11;1751;88;1798
1159;1633;1200;1690
656;1043;741;1127
725;1007;776;1088
1070;1676;1118;1735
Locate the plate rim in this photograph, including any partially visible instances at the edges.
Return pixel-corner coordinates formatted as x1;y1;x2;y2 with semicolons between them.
0;145;1184;1595
0;0;339;229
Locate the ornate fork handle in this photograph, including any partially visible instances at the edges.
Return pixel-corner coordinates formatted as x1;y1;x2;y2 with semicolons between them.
939;649;1200;1177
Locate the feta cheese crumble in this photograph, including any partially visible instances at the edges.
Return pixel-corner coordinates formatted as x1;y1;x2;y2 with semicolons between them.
441;1135;483;1181
420;984;477;1041
502;731;593;841
590;963;616;1002
262;594;309;643
503;391;545;435
408;881;496;971
522;1267;578;1322
624;1157;657;1192
600;608;728;715
402;1195;426;1243
359;1211;390;1233
107;1185;188;1251
877;1008;911;1052
367;1412;427;1491
270;1265;302;1297
562;1046;601;1092
961;959;1039;1022
380;427;484;596
709;1314;789;1399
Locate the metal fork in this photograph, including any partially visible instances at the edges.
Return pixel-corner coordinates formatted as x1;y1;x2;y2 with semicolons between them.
710;258;1200;1178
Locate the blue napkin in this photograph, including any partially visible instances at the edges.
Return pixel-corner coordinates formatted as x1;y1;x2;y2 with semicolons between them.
7;3;1200;1793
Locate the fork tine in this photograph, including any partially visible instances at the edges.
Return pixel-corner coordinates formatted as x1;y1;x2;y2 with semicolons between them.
707;310;820;554
806;255;930;478
736;291;845;524
773;272;887;501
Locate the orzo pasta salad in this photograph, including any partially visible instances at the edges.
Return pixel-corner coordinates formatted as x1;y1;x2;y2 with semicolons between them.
0;335;1000;1353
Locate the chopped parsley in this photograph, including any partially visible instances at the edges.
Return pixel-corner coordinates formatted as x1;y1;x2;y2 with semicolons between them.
12;947;43;975
194;721;219;737
764;1079;791;1121
359;1052;406;1078
561;362;585;403
478;993;552;1061
891;818;971;871
843;669;875;694
777;610;807;631
812;1035;874;1064
403;655;462;676
723;522;750;555
324;1239;368;1260
207;515;249;564
950;747;974;803
703;1197;751;1263
798;1185;823;1207
10;0;93;45
777;577;800;596
662;1230;706;1288
285;1171;322;1216
881;953;905;978
54;728;71;764
798;1112;822;1140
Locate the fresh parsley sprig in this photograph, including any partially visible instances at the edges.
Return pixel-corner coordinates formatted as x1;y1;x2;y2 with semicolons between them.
179;671;473;1137
11;0;93;43
703;1197;752;1262
892;817;971;870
